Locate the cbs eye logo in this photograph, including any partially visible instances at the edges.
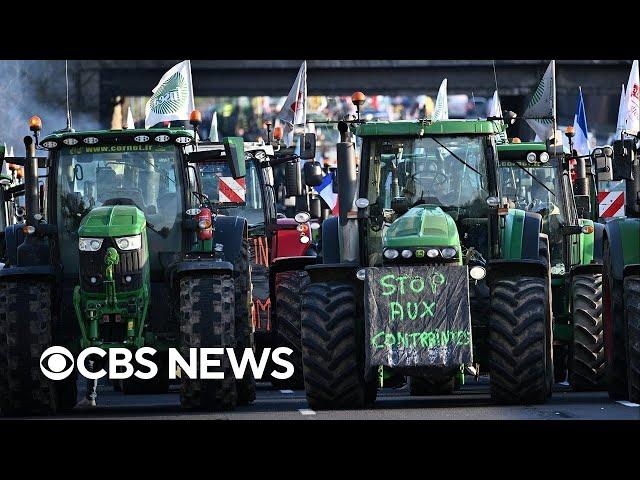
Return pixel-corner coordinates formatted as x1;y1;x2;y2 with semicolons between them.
40;346;75;380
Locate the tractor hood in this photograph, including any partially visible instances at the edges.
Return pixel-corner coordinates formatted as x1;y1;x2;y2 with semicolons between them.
78;205;146;238
384;205;460;248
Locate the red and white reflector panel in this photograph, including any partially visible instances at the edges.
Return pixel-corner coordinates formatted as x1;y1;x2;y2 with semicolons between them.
218;176;246;204
598;190;625;218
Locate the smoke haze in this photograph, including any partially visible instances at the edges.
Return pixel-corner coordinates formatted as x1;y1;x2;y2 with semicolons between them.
0;60;100;155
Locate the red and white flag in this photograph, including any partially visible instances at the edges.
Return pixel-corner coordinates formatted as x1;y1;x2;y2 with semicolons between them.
598;190;625;218
218;176;246;204
277;61;307;145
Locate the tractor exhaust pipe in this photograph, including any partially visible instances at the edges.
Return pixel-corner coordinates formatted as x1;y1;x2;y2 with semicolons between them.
23;135;39;227
336;141;359;263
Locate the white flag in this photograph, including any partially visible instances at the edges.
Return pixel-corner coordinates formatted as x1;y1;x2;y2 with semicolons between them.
524;61;556;140
210;111;219;142
1;143;7;177
144;60;195;129
623;60;640;135
488;90;502;118
277;61;307;145
432;79;448;121
125;107;135;129
616;84;626;138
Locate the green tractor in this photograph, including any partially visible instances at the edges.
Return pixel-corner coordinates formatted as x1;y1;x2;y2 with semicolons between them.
600;136;640;403
0;115;254;415
496;138;606;390
299;95;554;409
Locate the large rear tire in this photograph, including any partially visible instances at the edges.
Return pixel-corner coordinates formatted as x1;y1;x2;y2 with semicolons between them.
603;239;628;399
179;274;237;411
489;276;550;405
234;240;256;405
301;282;367;410
271;270;309;389
625;275;640;404
0;281;57;416
569;273;606;390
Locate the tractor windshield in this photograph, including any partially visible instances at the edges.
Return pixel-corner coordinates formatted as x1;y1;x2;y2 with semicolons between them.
498;157;567;273
368;135;489;214
55;144;183;276
197;159;265;229
365;135;491;266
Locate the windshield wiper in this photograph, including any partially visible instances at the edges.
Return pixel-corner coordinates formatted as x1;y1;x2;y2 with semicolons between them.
506;161;556;198
430;137;482;177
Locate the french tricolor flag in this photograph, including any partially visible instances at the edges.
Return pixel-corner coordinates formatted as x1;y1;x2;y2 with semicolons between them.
317;171;339;216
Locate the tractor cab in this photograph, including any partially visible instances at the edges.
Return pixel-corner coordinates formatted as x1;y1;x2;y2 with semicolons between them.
359;123;496;270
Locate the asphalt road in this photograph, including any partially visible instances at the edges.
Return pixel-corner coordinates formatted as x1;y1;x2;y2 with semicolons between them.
12;376;639;420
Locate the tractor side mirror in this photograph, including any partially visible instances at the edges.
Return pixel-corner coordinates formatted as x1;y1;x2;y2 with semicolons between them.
303;160;323;187
285;161;303;197
593;144;614;181
611;140;635;181
299;133;316;160
574;194;591;218
223;136;246;179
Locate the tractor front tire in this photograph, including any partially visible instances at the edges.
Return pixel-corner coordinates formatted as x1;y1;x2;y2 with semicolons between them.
271;270;309;390
489;276;551;405
569;273;605;391
0;281;57;416
625;275;640;404
179;274;237;411
301;282;367;410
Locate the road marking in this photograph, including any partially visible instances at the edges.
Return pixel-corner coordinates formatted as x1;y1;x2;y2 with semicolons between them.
616;401;640;407
298;408;316;415
280;390;294;394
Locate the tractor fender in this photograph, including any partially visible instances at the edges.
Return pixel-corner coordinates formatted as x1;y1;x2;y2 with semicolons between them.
320;216;340;264
268;255;317;302
0;264;60;282
305;262;359;285
501;210;543;261
3;224;25;266
174;260;234;277
486;258;548;285
603;218;640;281
213;215;248;262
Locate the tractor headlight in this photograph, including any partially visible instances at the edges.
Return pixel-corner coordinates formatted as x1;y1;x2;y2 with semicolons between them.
426;248;440;258
539;152;550;163
441;247;457;259
384;248;399;260
79;237;104;252
526;152;537;164
115;234;142;251
401;249;413;258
